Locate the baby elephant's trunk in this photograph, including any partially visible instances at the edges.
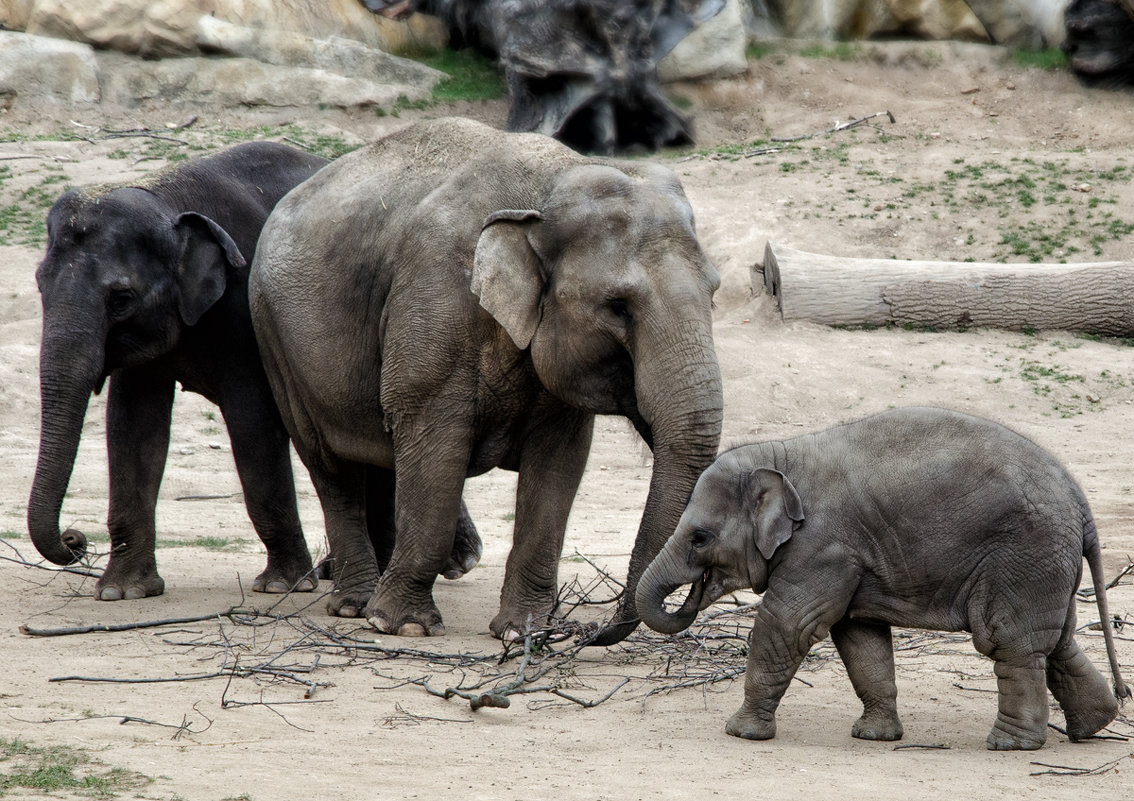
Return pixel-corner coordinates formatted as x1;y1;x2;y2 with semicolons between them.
635;548;706;635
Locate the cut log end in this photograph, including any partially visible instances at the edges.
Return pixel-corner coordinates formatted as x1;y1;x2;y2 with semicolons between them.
758;241;1134;336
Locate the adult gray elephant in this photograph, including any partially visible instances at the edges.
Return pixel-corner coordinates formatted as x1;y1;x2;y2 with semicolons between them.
250;117;723;641
637;406;1130;750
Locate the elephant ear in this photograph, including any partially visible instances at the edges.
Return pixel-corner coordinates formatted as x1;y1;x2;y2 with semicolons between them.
747;468;805;561
173;211;245;326
471;209;544;350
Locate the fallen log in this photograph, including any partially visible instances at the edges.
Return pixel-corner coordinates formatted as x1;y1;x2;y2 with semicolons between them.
760;242;1134;336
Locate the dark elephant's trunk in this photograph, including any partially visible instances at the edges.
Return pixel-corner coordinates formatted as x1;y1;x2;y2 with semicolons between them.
588;313;722;645
26;327;102;565
635;545;705;634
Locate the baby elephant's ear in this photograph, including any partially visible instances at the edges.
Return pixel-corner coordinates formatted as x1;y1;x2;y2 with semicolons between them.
747;468;804;560
471;209;544;350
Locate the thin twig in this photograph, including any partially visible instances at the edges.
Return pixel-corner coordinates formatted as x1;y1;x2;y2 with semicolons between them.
1029;753;1134;776
772;110;896;143
21;607;248;637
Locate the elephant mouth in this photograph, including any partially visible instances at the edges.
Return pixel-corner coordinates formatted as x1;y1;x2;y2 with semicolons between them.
673;569;710;620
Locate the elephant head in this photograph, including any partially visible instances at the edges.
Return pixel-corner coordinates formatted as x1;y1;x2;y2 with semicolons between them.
636;455;804;635
471;162;724;643
27;187;244;565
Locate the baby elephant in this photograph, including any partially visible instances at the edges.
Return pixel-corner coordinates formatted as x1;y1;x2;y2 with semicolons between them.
637;406;1130;750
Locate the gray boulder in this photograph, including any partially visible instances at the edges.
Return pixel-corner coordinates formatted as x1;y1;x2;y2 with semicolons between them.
659;0;748;81
0;31;100;105
97;52;432;109
194;16;442;91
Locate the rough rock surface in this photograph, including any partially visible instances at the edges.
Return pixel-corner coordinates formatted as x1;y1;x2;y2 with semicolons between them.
0;31;100;106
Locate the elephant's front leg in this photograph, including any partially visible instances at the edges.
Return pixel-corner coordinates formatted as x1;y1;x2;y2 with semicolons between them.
223;397;316;594
100;370;173;600
727;589;848;740
364;421;473;637
491;411;593;641
830;618;903;741
308;459;377;617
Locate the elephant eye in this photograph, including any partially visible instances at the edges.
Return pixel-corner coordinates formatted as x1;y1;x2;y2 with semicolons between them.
691;528;715;549
107;287;135;317
606;298;632;320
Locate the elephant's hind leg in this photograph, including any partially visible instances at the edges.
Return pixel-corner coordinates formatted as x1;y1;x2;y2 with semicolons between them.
1046;607;1119;741
985;655;1050;750
310;461;379;618
831;619;904;741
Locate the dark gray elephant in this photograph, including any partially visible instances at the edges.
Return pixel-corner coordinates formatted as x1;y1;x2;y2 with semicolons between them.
29;143;328;599
250;117;723;640
30;142;483;601
637;406;1130;750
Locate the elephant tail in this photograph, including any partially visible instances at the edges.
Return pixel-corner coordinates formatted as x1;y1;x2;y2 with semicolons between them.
1083;512;1131;703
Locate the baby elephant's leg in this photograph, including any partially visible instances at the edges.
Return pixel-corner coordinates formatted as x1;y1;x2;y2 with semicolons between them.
831;619;903;741
727;602;838;740
1046;639;1119;741
984;653;1049;750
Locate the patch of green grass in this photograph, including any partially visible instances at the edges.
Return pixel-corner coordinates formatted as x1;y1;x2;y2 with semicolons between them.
212;125;359;160
0;737;151;798
0;173;68;248
746;42;778;60
798;41;861;61
155;535;233;550
1010;48;1068;70
418;48;505;103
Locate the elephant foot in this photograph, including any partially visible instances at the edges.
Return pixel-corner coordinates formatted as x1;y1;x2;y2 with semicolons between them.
96;564;164;601
488;603;556;642
1063;697;1119;742
852;713;904;741
441;513;483;581
252;557;319;595
368;615;446;637
725;708;777;741
364;584;445;636
985;720;1047;751
326;588;376;618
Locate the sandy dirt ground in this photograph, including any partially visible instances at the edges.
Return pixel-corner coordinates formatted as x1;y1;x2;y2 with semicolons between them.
1;40;1133;800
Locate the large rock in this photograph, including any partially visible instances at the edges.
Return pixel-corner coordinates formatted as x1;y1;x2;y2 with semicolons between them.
740;0;1071;45
965;0;1070;47
659;0;748;81
194;16;442;89
0;0;36;30
0;30;100;106
97;52;429;109
21;0;446;58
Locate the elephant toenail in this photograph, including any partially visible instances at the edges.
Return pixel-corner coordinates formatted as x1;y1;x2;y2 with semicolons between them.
99;587;123;601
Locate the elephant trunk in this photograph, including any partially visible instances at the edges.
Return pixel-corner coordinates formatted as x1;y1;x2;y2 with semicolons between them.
26;328;102;565
635;546;705;634
588;315;722;645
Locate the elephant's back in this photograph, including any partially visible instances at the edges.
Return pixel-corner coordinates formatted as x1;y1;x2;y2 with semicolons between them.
790;406;1091;546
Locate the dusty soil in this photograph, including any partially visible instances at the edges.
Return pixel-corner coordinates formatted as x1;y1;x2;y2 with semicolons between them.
1;40;1133;800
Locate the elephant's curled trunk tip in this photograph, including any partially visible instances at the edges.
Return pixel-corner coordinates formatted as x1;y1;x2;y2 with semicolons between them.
1117;679;1132;704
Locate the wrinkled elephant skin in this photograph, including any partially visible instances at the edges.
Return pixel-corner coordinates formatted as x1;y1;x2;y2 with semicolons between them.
250;117;723;640
29;143;330;601
637;406;1130;750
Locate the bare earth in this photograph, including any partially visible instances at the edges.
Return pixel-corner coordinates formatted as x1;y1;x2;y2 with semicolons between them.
1;41;1132;800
